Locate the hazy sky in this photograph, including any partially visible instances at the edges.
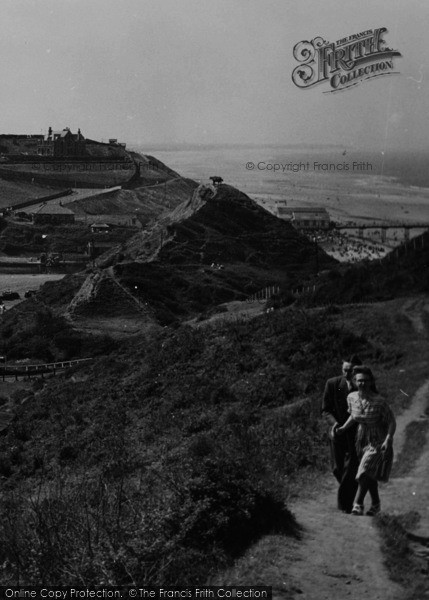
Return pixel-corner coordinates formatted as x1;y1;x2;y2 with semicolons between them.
0;0;427;151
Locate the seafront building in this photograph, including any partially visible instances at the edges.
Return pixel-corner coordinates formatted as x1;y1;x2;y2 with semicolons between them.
277;206;331;230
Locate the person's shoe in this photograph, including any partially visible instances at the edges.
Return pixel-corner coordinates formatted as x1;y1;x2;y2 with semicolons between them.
366;503;381;516
351;504;364;515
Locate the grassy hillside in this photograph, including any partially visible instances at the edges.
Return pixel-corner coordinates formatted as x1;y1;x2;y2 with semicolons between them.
0;298;426;586
67;179;196;227
0;296;117;362
106;184;335;323
0;179;62;208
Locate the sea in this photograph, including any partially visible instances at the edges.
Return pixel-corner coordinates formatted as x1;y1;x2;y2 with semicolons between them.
136;144;429;188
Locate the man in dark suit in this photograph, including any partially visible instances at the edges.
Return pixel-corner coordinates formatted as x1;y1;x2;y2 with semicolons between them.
322;355;362;513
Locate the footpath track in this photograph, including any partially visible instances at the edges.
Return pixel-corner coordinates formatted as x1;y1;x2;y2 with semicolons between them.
212;296;429;599
282;376;429;600
277;298;429;600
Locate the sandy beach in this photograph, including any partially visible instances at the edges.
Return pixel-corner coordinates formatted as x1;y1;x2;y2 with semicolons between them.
254;173;429;226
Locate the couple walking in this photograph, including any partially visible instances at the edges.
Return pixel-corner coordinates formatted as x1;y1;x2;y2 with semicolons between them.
322;356;396;516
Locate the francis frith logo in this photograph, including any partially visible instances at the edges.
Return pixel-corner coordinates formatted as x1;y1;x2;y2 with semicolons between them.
292;27;401;92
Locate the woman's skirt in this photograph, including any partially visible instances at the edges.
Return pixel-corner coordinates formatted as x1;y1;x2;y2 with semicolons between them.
356;444;393;482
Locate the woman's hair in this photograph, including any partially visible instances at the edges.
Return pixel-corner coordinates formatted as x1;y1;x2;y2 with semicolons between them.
352;365;378;393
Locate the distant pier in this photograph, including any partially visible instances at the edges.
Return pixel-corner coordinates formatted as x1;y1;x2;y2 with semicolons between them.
333;222;429;243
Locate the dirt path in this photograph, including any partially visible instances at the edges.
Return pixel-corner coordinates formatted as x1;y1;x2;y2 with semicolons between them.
383;379;429;539
286;482;402;599
400;297;429;336
281;377;429;600
186;298;266;328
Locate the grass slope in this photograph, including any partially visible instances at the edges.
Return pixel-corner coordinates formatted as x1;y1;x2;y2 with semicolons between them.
0;300;424;586
109;184;335;323
0;179;63;208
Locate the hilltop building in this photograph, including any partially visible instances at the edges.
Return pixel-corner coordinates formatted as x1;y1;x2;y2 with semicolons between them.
108;138;127;149
37;127;86;157
277;206;330;230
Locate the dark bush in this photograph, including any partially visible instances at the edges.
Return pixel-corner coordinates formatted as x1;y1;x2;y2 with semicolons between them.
169;456;298;558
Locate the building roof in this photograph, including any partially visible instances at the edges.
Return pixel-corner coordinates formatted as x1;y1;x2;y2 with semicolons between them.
31;203;75;215
44;129;68;141
293;213;329;221
290;207;330;215
44;127;84;141
277;206;330;218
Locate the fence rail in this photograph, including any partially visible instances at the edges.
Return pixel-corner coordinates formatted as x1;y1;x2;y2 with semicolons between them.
0;357;93;381
9;188;73;211
381;229;429;263
247;285;280;303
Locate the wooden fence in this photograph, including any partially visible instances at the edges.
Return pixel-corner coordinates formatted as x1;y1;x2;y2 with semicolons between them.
381;229;429;263
1;357;93;381
246;285;280;303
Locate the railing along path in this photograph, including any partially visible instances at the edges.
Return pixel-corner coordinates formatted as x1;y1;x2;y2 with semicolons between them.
0;357;93;381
